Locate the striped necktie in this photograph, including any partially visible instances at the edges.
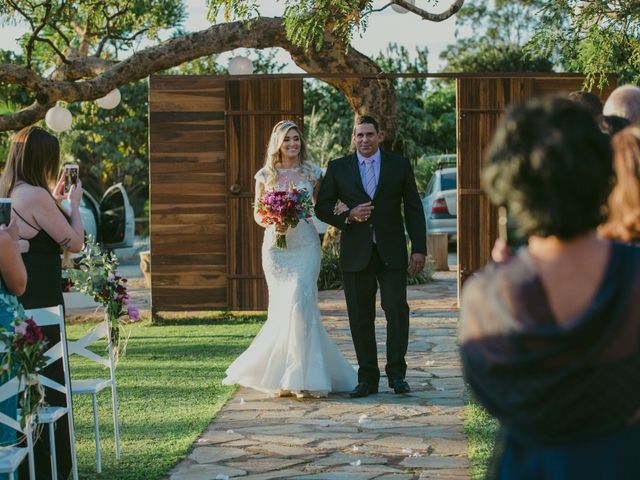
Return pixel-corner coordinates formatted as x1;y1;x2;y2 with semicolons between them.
363;157;377;198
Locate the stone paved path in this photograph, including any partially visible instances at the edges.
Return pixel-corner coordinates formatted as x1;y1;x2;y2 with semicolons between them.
168;270;468;480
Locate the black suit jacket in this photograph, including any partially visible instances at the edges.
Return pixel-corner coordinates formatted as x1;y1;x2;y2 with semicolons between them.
316;150;427;272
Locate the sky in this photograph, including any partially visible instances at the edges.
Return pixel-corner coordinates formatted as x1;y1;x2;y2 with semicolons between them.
0;0;466;72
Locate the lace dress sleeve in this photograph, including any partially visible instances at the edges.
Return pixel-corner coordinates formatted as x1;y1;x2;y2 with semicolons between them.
311;164;324;186
254;168;267;184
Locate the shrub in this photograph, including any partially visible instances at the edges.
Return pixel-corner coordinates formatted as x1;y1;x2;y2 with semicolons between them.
318;247;343;291
317;248;435;291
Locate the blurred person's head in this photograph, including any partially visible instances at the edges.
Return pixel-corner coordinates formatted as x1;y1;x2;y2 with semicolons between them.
599;115;631;137
603;85;640;124
568;90;603;118
484;96;613;241
600;126;640;242
0;126;60;197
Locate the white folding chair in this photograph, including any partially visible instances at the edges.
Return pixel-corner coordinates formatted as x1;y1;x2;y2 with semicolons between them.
25;306;78;480
0;356;35;480
67;319;120;473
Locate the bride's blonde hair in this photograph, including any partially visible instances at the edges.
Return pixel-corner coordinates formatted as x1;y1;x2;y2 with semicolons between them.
262;120;313;187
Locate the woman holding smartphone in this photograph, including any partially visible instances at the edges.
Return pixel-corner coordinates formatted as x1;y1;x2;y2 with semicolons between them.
0;126;83;480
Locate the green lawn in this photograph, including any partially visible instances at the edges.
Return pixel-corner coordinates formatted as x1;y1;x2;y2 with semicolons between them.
66;314;264;480
464;399;500;479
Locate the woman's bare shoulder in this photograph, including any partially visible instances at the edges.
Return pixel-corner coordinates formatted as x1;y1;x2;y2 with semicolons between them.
12;184;53;205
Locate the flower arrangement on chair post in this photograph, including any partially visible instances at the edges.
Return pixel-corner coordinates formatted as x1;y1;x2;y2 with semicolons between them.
65;236;140;361
0;294;49;431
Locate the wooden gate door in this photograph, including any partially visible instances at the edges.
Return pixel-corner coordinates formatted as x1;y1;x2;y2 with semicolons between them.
456;75;616;297
149;76;228;312
225;79;304;310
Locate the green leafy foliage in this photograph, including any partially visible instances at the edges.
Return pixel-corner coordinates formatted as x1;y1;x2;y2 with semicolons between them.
304;80;353;166
440;0;553;73
317;246;342;291
61;81;149;214
1;1;185;74
527;1;640;86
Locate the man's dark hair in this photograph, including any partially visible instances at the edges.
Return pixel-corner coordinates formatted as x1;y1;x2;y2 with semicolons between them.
355;115;379;133
483;96;613;240
568;90;603;118
599;115;630;137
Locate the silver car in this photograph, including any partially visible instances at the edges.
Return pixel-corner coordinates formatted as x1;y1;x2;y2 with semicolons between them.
422;166;457;243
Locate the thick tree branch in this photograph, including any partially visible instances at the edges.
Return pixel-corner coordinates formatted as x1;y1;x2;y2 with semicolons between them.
0;17;396;132
391;0;465;21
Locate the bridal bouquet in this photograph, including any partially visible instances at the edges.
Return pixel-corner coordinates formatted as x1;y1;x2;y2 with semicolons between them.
0;295;49;430
257;187;314;248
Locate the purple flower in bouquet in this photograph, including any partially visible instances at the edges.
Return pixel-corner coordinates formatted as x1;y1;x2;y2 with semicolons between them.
256;187;314;248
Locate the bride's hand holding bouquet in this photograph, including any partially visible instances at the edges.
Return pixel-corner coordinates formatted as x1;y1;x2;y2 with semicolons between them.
256;187;314;248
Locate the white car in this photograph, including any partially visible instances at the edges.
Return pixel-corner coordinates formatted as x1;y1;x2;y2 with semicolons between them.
422;166;457;243
78;184;136;249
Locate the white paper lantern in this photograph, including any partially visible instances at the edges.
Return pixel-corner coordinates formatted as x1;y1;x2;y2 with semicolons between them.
391;0;415;13
228;56;254;75
96;88;121;109
45;104;72;132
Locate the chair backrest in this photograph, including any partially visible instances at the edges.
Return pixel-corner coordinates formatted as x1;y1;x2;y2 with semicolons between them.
0;374;34;479
67;319;116;380
25;306;71;396
25;305;78;480
0;376;25;436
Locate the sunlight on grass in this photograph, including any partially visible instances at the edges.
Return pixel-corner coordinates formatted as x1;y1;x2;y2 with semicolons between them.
66;314;264;480
464;399;500;480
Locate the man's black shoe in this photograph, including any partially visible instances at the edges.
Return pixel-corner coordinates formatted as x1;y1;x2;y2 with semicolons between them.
389;378;411;394
349;381;378;398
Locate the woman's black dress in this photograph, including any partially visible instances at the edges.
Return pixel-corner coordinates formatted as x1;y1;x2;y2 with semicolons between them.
16;216;72;480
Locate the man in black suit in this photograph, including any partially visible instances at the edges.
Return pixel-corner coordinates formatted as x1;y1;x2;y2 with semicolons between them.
316;115;427;398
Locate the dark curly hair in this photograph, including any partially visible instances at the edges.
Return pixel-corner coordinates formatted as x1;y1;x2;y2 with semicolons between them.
483;96;614;240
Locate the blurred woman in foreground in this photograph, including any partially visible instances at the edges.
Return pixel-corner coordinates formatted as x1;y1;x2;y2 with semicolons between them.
460;97;640;479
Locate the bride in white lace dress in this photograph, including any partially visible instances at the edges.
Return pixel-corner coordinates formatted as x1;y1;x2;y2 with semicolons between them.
223;120;357;397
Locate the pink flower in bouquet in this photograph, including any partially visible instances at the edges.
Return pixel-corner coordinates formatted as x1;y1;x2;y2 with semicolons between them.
13;318;46;348
256;187;314;248
14;321;28;336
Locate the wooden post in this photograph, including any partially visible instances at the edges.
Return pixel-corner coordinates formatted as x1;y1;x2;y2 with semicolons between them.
139;250;151;289
427;233;449;271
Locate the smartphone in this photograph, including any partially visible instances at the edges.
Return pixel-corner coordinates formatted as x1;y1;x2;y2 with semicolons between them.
498;206;526;249
0;198;10;226
64;164;79;194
